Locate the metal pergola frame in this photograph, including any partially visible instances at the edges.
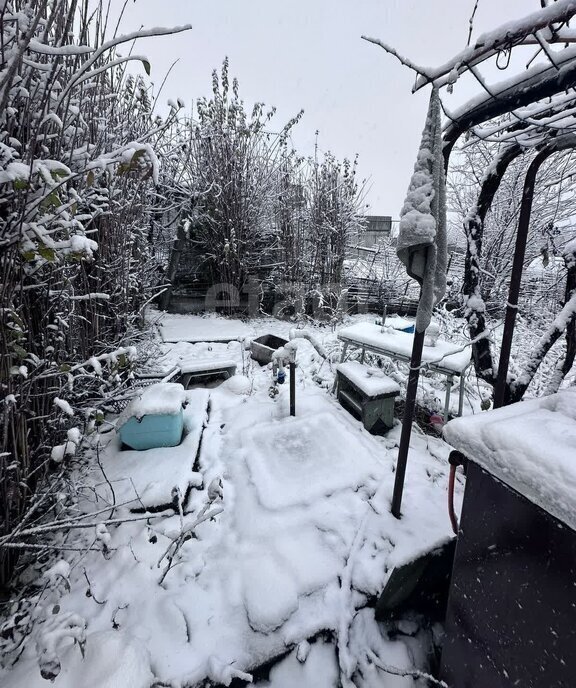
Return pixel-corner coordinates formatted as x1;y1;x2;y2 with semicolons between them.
366;1;576;517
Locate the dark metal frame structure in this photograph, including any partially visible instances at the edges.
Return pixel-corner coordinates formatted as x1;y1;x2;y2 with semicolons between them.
374;2;576;516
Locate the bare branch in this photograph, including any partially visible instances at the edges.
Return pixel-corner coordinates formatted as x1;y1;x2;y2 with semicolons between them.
361;36;429;77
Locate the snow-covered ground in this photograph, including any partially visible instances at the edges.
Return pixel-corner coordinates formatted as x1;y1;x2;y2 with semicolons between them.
159;313;252;343
1;311;467;688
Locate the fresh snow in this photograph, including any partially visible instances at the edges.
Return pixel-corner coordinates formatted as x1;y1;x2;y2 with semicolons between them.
339;322;471;374
2;312;467;688
43;560;71;586
444;387;576;529
158;312;251;343
54;397;74;416
5;631;153;688
116;382;186;428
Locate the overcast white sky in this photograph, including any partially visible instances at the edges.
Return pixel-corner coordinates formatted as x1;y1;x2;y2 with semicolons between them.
120;0;534;216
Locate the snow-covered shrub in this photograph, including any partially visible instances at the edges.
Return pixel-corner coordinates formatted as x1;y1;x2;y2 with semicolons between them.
181;58;303;308
0;0;190;583
264;149;367;320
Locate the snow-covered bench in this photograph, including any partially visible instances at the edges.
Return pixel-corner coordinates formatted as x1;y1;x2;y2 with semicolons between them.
336;361;400;432
178;358;237;388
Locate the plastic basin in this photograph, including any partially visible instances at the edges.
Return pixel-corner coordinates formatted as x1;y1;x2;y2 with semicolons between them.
119;411;184;450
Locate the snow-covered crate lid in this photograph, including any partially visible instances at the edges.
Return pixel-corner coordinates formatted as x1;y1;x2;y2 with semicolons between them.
117;382;187;429
443;388;576;530
337;361;400;398
179;358;237;374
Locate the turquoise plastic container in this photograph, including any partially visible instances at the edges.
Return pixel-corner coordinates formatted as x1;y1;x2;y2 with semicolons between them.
119;411;184;450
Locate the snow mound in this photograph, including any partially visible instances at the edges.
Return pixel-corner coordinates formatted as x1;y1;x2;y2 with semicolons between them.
4;631;153;688
242;554;299;632
222;375;252;395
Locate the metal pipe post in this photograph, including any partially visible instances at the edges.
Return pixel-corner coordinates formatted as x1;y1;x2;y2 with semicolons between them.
458;372;466;417
391;326;426;518
289;361;296;416
443;375;453;421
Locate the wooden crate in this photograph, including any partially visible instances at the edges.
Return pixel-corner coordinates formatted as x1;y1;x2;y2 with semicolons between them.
336;361;399;432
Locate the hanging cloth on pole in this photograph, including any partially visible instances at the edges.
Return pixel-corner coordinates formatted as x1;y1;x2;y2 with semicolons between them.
396;87;447;333
391;88;448;519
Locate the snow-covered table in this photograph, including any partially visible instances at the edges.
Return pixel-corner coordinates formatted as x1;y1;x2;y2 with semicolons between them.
337;322;471;419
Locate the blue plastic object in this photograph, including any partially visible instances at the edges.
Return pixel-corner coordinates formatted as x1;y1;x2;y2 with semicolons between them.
401;324;415;333
119;411;184;450
277;370;286;385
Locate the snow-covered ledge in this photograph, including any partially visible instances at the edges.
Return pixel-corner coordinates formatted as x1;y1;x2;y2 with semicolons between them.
443;388;576;530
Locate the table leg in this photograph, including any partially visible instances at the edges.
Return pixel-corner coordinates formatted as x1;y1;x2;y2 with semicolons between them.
458;372;466;417
444;375;453;421
360;347;365;364
340;342;349;363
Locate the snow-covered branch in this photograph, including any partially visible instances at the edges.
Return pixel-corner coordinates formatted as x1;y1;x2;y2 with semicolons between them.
56;24;192;107
360;36;429;78
414;0;576;92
